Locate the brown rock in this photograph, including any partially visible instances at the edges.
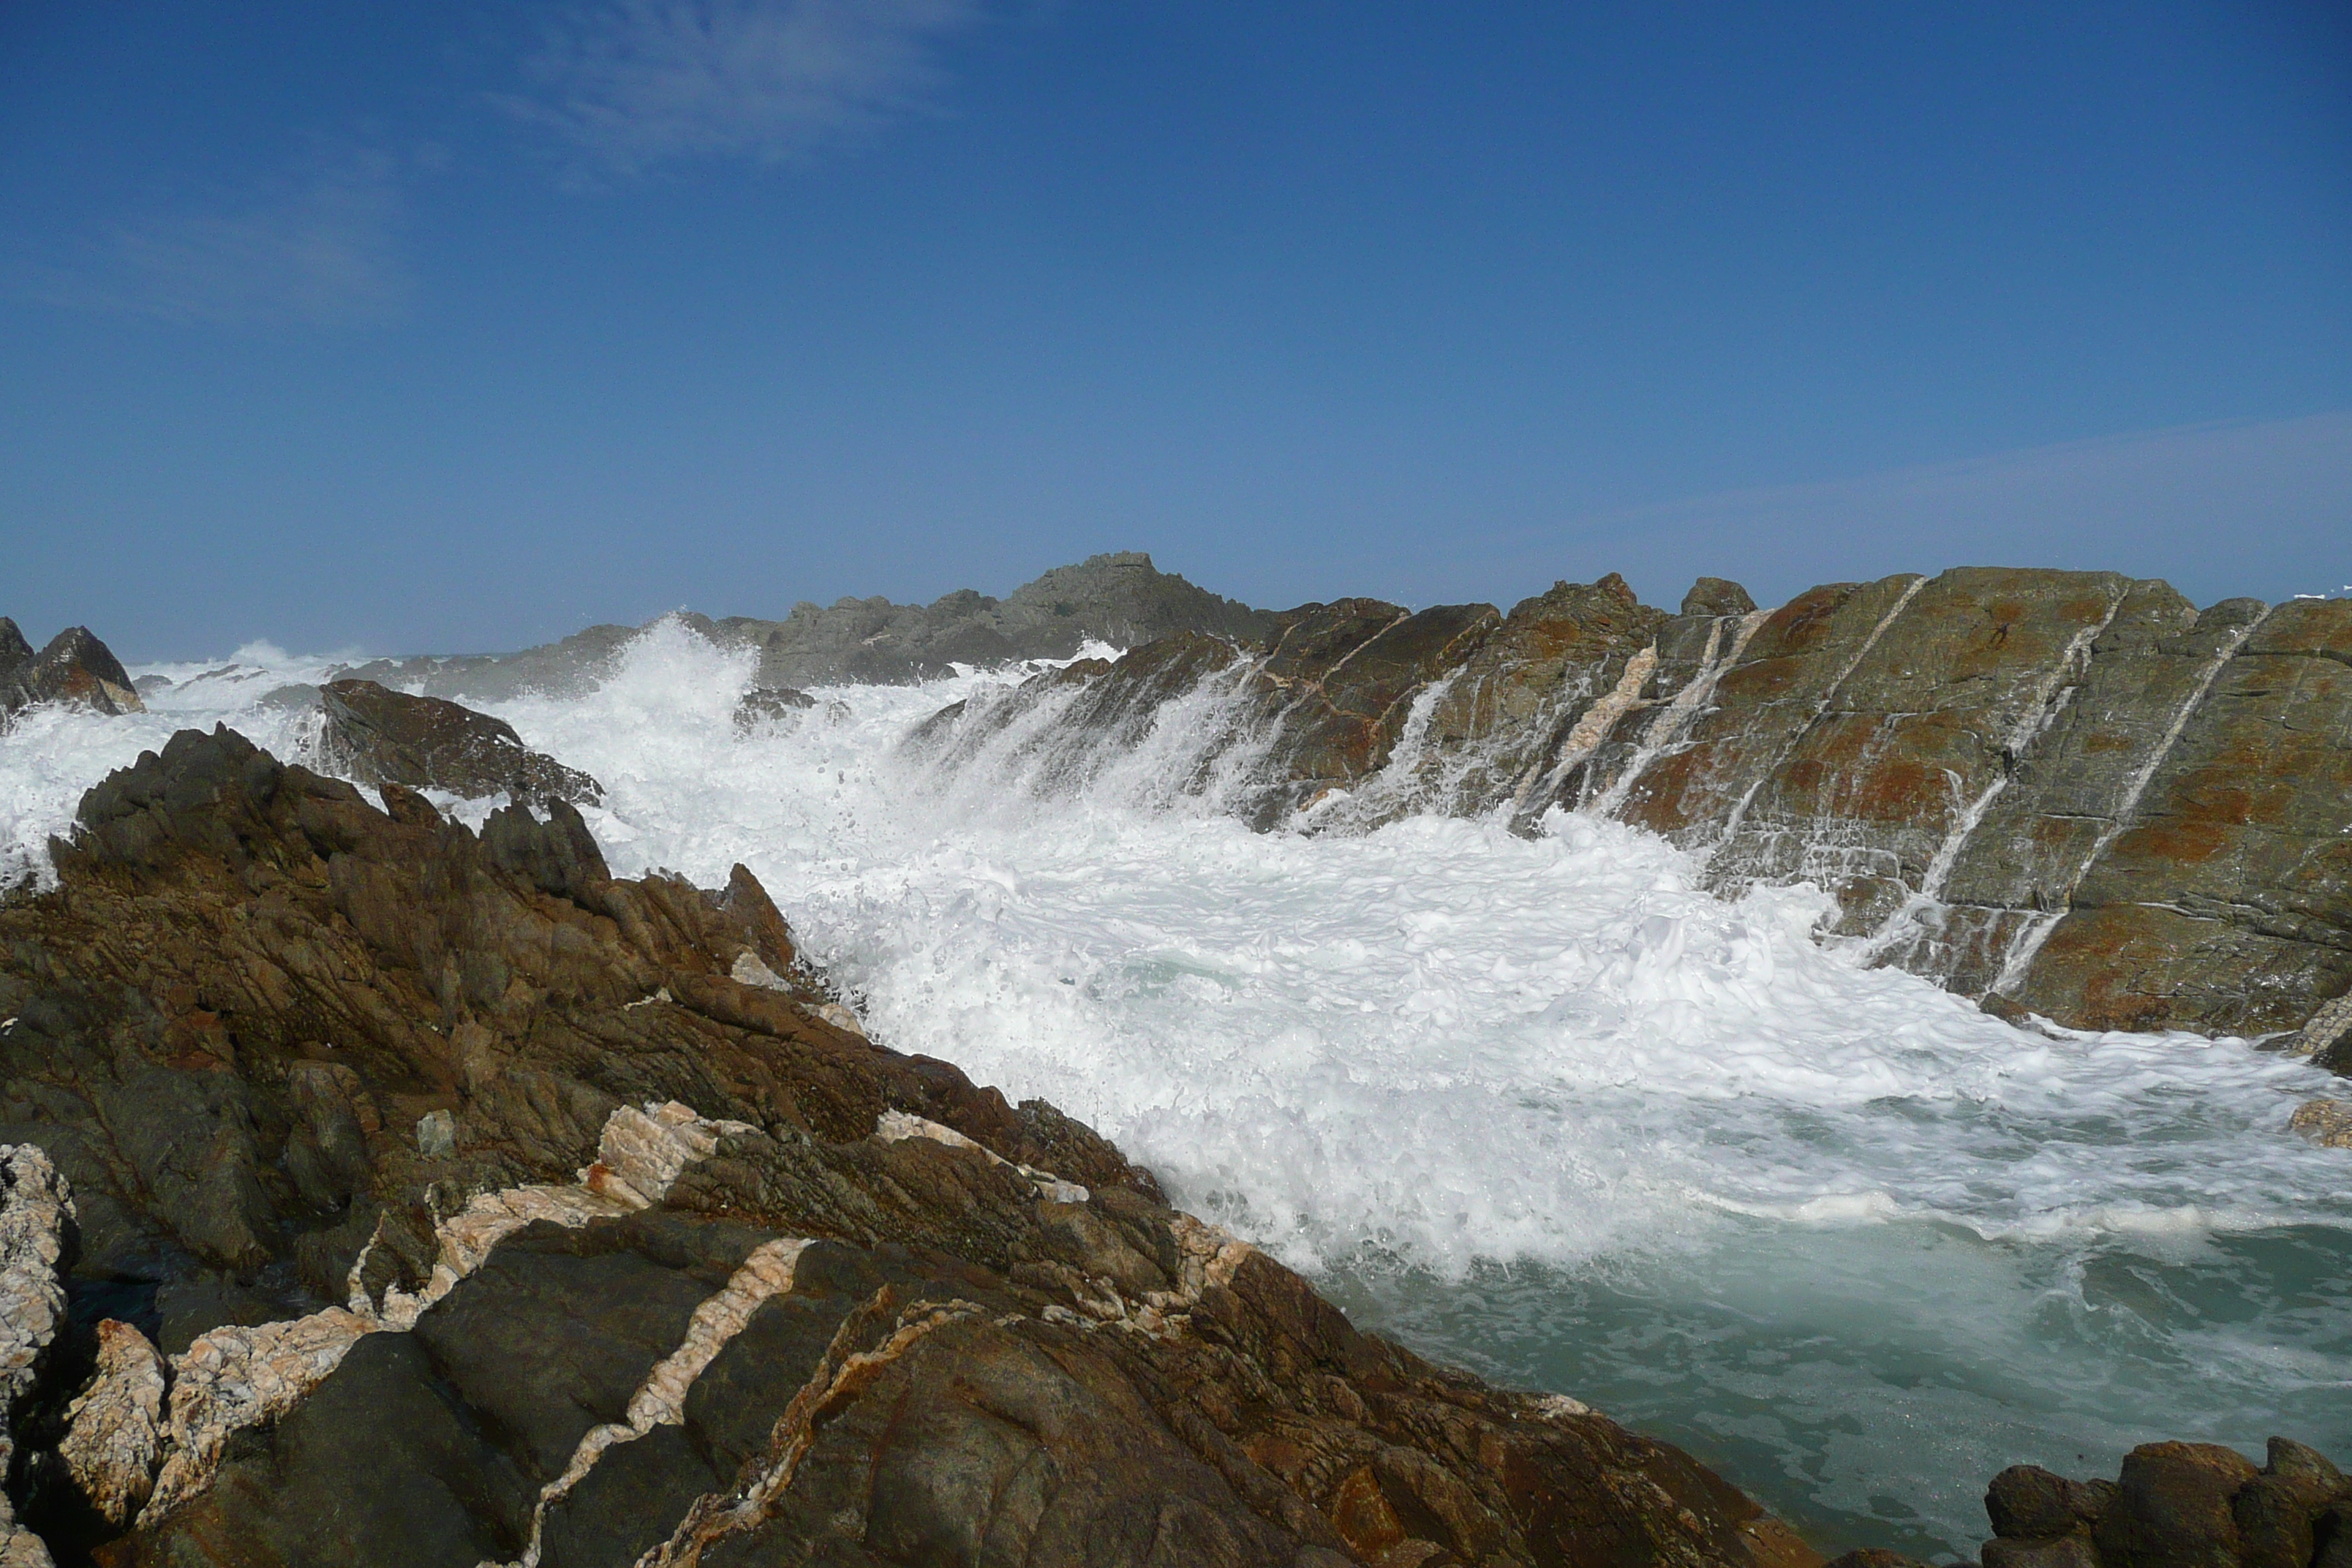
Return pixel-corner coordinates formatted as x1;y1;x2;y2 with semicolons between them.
1607;576;1921;847
1;624;143;720
1420;573;1667;818
4;726;1808;1567
2232;1477;2317;1568
2290;1099;2352;1149
1988;1464;2117;1538
1983;1535;2101;1568
2008;598;2352;1036
1889;588;2261;996
2264;1437;2347;1496
2093;1441;2259;1568
1705;568;2136;937
316;678;601;809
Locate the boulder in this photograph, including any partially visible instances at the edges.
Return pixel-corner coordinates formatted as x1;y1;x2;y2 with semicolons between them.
1987;1465;2117;1539
1682;577;1759;618
1975;1442;2352;1568
1;623;143;720
732;685;816;731
2092;1441;2259;1568
315;679;602;809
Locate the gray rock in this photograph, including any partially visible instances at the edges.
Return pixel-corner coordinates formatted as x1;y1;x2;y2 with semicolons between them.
256;682;321;711
738;551;1276;689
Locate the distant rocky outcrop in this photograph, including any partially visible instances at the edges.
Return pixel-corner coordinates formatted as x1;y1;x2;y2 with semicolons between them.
330;622;642;706
314;679;603;810
0;728;1820;1567
1;621;143;721
726;550;1275;688
327;553;1274;704
913;568;2352;1047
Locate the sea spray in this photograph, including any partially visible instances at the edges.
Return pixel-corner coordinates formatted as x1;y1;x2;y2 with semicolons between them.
4;621;2348;1556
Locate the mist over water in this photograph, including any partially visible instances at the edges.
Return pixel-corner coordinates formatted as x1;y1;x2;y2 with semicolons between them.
10;619;2351;1556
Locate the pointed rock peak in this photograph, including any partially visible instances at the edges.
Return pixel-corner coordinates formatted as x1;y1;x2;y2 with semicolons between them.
3;622;143;717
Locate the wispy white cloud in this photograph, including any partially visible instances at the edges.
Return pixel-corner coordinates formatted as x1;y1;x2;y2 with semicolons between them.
510;0;990;175
16;151;412;328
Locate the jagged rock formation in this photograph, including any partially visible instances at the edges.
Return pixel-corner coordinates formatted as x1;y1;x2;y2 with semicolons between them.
911;568;2352;1044
0;622;141;723
329;553;1273;702
0;728;1820;1566
313;679;603;809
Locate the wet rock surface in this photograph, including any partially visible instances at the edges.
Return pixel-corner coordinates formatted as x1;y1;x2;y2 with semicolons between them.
913;569;2352;1047
1;624;142;723
1970;1441;2352;1568
0;728;1821;1567
315;679;603;809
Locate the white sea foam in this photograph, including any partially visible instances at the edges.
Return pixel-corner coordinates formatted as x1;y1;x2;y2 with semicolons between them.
6;618;2348;1553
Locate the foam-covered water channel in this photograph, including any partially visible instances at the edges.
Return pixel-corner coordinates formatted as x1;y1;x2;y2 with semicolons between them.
9;622;2350;1557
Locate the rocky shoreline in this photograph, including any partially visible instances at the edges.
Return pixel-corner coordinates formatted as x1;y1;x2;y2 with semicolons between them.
1;553;2347;1564
909;567;2352;1055
4;725;1821;1567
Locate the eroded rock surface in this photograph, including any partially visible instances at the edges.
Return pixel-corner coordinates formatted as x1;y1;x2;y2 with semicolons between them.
0;728;1811;1567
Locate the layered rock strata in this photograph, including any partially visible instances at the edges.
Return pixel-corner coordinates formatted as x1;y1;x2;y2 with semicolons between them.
0;728;1817;1567
911;570;2352;1043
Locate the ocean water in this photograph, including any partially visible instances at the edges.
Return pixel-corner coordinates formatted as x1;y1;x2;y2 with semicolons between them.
7;621;2350;1558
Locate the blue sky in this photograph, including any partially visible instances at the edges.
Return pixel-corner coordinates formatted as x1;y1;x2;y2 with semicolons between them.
4;1;2348;659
